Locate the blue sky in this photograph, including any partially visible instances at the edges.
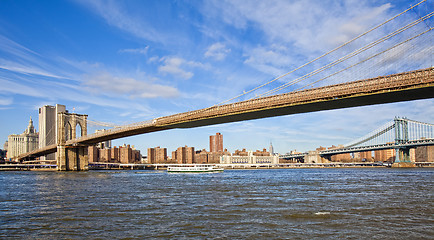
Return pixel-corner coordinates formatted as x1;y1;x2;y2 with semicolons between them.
1;0;433;155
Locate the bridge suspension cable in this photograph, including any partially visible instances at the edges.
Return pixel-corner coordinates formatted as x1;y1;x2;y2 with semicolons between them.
87;118;121;128
256;10;434;98
214;0;431;106
292;25;433;92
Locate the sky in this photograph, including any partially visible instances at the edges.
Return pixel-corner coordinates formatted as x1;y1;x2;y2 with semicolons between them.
0;0;433;155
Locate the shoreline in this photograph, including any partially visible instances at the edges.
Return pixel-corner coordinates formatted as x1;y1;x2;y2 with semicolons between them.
1;162;433;171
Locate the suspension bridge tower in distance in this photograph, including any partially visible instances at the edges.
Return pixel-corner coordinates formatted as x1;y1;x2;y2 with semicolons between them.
393;117;415;168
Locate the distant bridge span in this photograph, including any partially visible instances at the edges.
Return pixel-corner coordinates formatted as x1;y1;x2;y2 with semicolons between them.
17;67;434;160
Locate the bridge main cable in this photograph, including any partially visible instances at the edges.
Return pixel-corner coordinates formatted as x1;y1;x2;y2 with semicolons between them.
213;0;429;106
257;10;434;98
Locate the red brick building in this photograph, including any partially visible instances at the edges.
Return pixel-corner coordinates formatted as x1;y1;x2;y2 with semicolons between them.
328;145;351;162
210;133;223;153
88;144;141;163
374;149;395;162
194;149;231;164
148;146;168;164
415;145;434;162
173;146;195;164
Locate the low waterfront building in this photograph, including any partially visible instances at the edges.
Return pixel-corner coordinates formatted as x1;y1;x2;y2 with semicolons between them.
220;150;279;165
7;118;39;160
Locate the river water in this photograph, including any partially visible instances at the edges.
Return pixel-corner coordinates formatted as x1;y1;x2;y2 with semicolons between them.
1;168;433;239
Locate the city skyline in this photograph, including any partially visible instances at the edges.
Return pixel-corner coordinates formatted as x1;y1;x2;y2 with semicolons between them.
1;0;433;154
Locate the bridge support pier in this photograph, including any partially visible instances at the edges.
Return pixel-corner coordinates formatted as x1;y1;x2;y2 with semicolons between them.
57;145;89;171
392;147;415;168
305;151;321;163
56;111;89;171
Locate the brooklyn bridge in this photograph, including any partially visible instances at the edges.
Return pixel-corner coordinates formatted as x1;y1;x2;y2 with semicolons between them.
11;1;434;170
14;67;434;170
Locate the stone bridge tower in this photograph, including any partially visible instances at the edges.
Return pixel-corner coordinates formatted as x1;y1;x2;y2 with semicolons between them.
56;112;89;171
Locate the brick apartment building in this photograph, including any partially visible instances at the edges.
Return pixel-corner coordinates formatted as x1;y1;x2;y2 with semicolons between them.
173;146;195;164
89;144;141;163
415;145;434;162
148;146;169;164
210;133;223;153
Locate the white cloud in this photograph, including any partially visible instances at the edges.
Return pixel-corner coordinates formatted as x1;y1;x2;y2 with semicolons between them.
208;0;392;50
76;0;167;43
83;72;179;98
147;56;159;63
0;34;172;114
158;56;208;80
244;44;294;75
205;42;231;61
0;77;45;98
0;97;13;106
158;57;193;80
118;46;149;55
0;35;72;80
0;35;40;61
0;59;67;79
203;0;394;78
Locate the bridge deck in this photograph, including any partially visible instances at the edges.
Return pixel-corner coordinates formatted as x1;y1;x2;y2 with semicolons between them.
16;67;434;160
156;67;433;128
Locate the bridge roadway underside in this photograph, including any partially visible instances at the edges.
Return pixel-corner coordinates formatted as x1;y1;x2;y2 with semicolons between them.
18;83;434;160
167;85;434;129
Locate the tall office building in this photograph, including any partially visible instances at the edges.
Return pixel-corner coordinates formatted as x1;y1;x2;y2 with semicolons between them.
38;104;66;160
210;133;223;153
7;117;39;159
269;142;274;155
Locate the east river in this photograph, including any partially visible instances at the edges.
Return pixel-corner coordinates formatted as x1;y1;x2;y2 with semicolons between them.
1;168;433;239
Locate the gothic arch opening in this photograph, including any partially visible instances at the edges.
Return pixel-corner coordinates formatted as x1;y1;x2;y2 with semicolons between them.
76;123;82;138
65;122;72;141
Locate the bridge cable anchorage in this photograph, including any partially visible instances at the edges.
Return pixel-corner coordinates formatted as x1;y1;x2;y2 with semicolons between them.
213;0;429;106
256;10;434;98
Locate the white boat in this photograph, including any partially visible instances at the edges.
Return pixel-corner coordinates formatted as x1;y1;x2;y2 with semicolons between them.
167;165;224;173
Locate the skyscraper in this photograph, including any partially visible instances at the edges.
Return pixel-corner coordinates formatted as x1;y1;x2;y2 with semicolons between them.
38;104;66;160
210;133;223;153
269;142;274;155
